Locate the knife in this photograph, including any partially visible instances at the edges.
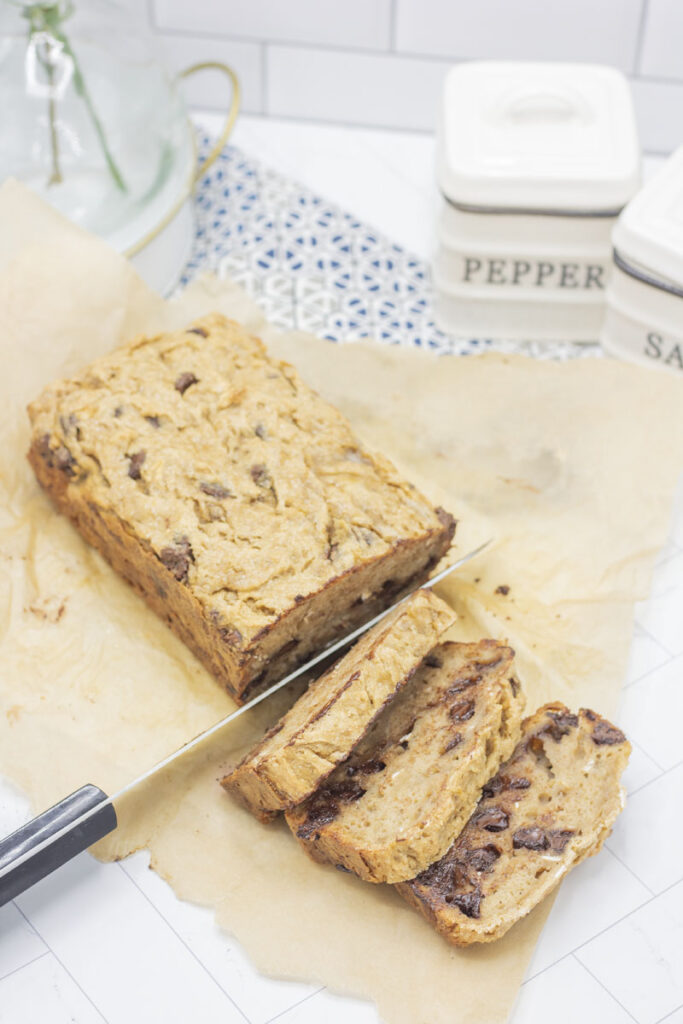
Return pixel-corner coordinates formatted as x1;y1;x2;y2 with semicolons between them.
0;539;490;906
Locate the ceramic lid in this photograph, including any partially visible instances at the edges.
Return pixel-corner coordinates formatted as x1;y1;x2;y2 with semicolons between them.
612;146;683;288
437;62;641;213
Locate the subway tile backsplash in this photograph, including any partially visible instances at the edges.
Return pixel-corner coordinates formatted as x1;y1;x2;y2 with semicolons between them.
395;0;643;69
267;47;450;131
149;0;683;153
154;0;392;51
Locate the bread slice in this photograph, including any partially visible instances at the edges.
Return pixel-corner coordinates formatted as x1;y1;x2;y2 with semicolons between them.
397;703;630;946
221;589;456;822
286;640;524;883
27;313;455;703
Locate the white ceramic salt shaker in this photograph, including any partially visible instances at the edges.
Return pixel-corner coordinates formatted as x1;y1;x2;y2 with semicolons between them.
601;146;683;374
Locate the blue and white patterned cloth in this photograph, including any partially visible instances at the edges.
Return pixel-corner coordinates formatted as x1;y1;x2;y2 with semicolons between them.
183;136;600;360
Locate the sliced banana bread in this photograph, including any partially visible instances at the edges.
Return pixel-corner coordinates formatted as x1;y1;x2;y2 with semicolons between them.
27;313;455;703
397;703;630;946
286;640;524;883
221;589;456;822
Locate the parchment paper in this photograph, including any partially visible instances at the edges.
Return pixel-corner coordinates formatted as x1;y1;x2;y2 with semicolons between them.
1;179;683;1024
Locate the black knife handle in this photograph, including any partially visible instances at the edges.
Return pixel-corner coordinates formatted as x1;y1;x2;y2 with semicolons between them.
0;784;117;907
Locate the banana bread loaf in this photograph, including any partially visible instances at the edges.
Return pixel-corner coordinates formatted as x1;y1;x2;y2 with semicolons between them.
397;703;630;945
286;640;525;883
221;589;456;821
27;314;455;703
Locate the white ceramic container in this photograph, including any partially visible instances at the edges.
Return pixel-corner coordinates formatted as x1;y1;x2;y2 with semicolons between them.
601;146;683;375
434;62;641;342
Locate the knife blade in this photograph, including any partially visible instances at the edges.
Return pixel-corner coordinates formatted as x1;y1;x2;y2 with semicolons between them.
0;538;490;905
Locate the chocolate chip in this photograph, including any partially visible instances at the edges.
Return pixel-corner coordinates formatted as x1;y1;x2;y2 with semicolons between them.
113;406;123;418
446;673;481;696
250;463;271;487
450;889;482;919
541;709;579;743
127;450;146;480
145;415;161;428
54;445;76;475
254;424;267;439
347;758;386;777
37;434;77;477
443;732;463;754
450;699;475;723
220;625;243;645
482;777;502;798
495;584;510;596
187;326;208;337
297;779;365;840
513;826;549;851
482;774;531;798
425;653;443;669
548;829;575;852
159;536;194;583
465;845;501;872
415;856;453;890
199;481;232;499
59;413;79;437
589;719;626;746
472;807;509;832
294;594;305;604
506;775;531;790
175;371;198;394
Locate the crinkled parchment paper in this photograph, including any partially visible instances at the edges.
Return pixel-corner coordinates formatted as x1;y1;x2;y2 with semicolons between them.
1;180;682;1024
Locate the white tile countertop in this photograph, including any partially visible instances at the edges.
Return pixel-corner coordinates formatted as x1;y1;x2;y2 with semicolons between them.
0;115;681;1024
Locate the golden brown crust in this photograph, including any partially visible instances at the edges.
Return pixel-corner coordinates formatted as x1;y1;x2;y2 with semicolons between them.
221;590;456;817
27;314;455;702
285;640;525;883
396;703;630;945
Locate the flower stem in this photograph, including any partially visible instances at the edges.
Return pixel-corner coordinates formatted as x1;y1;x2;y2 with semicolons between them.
24;2;127;193
56;29;127;192
44;52;62;185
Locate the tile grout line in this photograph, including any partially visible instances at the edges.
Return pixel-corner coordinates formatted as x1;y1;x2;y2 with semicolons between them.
630;617;675;660
264;985;326;1023
0;948;51;985
151;21;683;87
626;737;666;775
13;905;109;1024
604;844;655;897
622;658;671;693
632;0;650;76
627;756;683;797
576;954;640;1023
656;1002;683;1023
388;0;397;52
527;875;683;984
261;41;269;116
117;861;253;1024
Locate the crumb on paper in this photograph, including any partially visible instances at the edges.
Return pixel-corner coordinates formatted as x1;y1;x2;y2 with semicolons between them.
498;476;541;494
27;596;67;623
